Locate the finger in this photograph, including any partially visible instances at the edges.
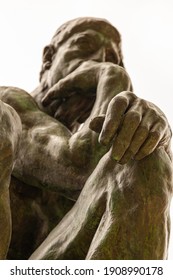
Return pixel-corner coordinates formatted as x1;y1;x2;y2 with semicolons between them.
99;95;129;145
110;110;141;161
118;126;149;164
89;115;105;133
118;106;167;164
42;64;97;106
118;149;134;165
42;79;76;106
135;123;165;160
99;92;137;146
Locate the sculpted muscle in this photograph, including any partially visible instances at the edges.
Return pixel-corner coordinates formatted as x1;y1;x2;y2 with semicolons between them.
0;17;172;260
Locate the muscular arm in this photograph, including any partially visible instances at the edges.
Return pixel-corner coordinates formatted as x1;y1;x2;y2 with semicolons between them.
30;146;173;260
0;61;171;200
0;63;131;198
0;100;21;259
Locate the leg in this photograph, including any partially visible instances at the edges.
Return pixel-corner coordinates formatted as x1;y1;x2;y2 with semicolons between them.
0;189;11;259
30;147;173;260
0;101;21;259
87;148;173;259
8;177;75;259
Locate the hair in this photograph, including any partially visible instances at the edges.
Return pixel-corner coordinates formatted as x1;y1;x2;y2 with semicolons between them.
52;17;122;53
40;17;124;81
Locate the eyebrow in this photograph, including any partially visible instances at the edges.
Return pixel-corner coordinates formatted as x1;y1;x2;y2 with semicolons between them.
71;31;104;42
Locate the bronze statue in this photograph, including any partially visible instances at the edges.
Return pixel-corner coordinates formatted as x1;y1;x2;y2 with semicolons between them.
0;17;172;260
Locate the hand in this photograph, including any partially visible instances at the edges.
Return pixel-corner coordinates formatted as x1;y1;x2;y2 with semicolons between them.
90;91;172;164
42;61;100;102
41;61;131;125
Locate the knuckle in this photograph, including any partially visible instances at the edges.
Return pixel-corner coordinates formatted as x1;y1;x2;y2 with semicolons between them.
114;95;128;107
125;91;137;100
126;110;141;123
158;115;167;127
139;98;146;105
139;125;149;135
108;94;128;112
150;108;160;119
138;98;154;112
149;130;161;142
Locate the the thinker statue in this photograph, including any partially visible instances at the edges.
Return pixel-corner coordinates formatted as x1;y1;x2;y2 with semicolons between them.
0;17;172;260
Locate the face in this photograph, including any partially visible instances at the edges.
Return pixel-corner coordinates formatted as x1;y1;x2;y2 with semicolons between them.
46;29;120;88
41;29;121;130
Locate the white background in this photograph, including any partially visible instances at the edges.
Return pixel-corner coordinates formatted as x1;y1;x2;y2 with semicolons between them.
0;0;173;259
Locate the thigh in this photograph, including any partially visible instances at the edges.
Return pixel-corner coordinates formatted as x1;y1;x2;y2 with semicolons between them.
8;177;74;260
29;153;115;259
30;147;173;260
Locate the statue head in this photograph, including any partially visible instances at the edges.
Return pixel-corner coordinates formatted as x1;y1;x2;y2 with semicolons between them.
36;17;125;130
40;17;124;87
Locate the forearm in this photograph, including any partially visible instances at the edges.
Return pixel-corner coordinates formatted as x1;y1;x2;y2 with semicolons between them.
0;64;131;193
69;64;132;168
0;64;131;196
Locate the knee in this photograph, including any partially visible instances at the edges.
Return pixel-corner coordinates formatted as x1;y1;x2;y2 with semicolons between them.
106;147;173;213
0;101;22;171
135;147;173;196
114;147;173;213
1;100;21;146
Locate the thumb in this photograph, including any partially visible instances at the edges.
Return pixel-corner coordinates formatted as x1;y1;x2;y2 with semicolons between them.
89;115;105;133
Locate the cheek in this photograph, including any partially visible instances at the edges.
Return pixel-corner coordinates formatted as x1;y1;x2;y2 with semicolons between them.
48;58;63;86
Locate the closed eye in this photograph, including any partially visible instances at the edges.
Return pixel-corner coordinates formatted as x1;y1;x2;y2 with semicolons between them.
71;34;101;54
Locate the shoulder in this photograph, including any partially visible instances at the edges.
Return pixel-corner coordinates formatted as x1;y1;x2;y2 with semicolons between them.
0;86;38;114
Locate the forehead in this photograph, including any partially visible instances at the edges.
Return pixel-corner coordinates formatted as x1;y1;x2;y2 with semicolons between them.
67;29;115;43
54;29;120;57
51;18;121;49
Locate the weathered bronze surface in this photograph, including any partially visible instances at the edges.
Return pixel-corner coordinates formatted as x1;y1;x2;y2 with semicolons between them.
0;17;172;259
